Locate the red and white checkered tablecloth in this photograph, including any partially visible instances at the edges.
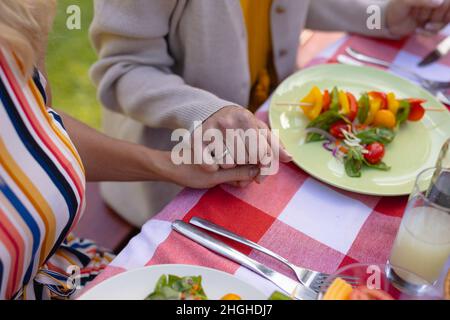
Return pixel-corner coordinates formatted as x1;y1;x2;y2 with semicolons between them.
83;28;450;297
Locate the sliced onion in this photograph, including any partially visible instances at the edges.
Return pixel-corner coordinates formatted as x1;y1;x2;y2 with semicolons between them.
305;127;337;143
342;129;361;143
323;141;335;152
321;137;346;160
332;146;345;161
332;146;339;157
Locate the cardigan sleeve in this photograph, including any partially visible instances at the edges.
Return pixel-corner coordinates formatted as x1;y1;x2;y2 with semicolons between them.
306;0;397;38
90;0;235;131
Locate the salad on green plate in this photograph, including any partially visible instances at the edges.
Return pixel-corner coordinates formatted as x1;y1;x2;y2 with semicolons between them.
301;86;426;178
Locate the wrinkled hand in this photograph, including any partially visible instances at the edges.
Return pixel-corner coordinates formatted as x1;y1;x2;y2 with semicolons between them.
194;106;292;187
387;0;450;37
167;160;261;189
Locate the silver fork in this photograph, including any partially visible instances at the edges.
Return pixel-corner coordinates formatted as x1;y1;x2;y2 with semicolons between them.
190;217;359;293
173;220;318;300
337;53;450;105
345;47;450;92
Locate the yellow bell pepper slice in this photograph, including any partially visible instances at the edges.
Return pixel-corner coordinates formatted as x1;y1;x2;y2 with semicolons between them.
387;92;400;115
365;98;382;125
323;278;353;300
339;90;350;115
301;86;323;120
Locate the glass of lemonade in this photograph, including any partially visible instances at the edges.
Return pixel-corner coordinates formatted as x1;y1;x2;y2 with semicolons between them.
387;167;450;294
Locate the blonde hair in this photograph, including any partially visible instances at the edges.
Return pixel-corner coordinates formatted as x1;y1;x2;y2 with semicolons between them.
0;0;56;77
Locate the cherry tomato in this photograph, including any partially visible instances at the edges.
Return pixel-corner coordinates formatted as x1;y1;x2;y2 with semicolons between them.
407;99;426;122
407;98;426;105
369;91;388;109
364;142;385;164
346;92;358;122
329;120;350;139
373;109;396;129
322;89;331;112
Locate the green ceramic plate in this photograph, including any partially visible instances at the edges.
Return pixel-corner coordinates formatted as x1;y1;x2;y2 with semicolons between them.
269;64;450;196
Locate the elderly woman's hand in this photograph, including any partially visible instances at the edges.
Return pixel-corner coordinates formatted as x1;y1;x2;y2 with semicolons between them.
387;0;450;37
162;152;261;189
192;106;292;185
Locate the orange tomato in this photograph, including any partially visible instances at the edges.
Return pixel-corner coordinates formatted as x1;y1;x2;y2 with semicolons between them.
373;109;396;129
221;293;242;300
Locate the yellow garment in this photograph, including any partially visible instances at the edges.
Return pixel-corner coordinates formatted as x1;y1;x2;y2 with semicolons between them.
240;0;276;111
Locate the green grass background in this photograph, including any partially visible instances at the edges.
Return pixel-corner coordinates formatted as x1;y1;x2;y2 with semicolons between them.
46;0;101;128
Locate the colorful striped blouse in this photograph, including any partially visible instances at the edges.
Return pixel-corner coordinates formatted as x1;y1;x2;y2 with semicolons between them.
0;48;113;300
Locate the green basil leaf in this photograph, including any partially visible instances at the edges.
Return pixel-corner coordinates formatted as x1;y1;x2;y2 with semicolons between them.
306;132;326;143
306;110;342;130
344;146;364;178
306;110;344;143
345;157;362;178
145;292;169;300
357;92;370;124
153;274;168;291
349;146;364;161
364;160;391;171
146;275;208;300
330;86;340;112
356;128;395;145
396;100;411;126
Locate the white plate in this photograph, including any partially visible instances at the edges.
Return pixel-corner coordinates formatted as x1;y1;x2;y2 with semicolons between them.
78;264;266;300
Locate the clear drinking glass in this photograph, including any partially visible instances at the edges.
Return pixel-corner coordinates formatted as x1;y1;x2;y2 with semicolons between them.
387;167;450;295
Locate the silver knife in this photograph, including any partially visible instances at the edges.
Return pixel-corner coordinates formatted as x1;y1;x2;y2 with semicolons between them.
172;220;317;300
418;36;450;67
